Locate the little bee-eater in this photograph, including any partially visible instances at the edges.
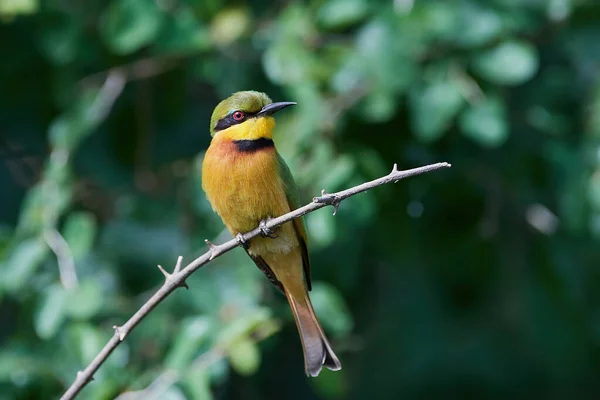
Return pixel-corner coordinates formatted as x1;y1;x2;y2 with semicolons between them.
202;91;341;377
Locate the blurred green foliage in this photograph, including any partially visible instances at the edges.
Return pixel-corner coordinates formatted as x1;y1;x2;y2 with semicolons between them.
1;0;600;398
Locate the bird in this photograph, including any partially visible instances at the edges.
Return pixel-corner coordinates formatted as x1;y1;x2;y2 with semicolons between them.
201;91;341;377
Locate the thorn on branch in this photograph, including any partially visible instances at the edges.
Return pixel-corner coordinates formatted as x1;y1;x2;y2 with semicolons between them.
206;239;220;258
391;163;400;183
113;325;127;341
156;256;188;289
157;264;170;279
174;256;183;274
313;193;341;215
77;371;94;382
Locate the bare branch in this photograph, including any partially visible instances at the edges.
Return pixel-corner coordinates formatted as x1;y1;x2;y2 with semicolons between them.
80;54;183;88
43;229;78;290
59;161;451;400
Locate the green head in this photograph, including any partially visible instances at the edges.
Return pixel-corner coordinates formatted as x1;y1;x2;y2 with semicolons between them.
209;91;296;136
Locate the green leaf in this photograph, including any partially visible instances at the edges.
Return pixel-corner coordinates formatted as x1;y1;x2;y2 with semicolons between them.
455;6;502;47
263;41;313;85
472;40;539;85
183;369;213;400
421;2;461;39
459;96;509;147
207;357;229;385
360;91;397;122
210;7;251;46
287;83;326;141
38;15;80;65
69;324;105;365
165;317;214;370
16;185;52;234
310;283;353;336
318;0;369;29
548;0;571;21
34;284;67;339
355;20;416;93
0;350;44;382
153;7;211;53
227;337;260;376
3;238;48;293
410;80;463;142
100;0;164;55
0;0;38;17
66;280;104;319
160;387;187;400
16;179;72;234
62;211;96;259
216;308;271;348
331;54;365;95
48;114;86;150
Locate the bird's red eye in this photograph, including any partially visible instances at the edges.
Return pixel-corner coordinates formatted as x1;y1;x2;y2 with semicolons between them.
232;111;245;121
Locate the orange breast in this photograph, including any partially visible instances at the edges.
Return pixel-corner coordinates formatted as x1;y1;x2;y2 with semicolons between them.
201;138;298;255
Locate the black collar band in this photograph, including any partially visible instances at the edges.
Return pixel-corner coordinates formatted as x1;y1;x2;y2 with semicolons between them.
233;138;274;152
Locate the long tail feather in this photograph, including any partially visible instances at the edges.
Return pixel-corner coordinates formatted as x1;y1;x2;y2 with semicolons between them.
285;289;342;377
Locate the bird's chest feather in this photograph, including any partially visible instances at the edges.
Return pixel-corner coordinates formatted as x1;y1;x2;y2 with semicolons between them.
202;140;291;234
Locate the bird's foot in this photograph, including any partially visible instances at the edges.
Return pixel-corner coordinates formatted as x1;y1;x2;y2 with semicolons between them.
236;233;250;250
259;219;278;239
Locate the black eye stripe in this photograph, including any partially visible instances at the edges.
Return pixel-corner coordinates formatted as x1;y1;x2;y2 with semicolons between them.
214;114;236;131
214;110;258;132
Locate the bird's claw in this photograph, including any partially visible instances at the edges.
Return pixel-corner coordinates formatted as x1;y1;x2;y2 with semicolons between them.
236;233;249;249
259;219;278;239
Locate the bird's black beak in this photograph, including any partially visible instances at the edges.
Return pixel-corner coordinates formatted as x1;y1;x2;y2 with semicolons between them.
256;102;296;117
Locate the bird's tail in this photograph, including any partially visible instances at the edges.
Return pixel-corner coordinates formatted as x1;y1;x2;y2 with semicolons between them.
284;288;342;377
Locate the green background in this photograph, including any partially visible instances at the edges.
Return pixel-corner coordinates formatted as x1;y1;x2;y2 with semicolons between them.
1;0;600;398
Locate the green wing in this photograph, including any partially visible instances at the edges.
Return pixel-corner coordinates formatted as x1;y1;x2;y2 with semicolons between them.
278;154;312;291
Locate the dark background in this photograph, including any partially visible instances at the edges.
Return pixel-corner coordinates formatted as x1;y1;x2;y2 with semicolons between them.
1;0;600;399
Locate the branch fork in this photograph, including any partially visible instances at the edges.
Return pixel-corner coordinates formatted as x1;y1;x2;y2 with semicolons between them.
313;189;341;215
391;163;400;182
157;256;188;289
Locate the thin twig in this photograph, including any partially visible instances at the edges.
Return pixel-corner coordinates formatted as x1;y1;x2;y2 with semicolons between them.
88;71;126;122
450;63;486;106
80;54;182;88
60;161;451;400
43;229;78;290
41;71;125;292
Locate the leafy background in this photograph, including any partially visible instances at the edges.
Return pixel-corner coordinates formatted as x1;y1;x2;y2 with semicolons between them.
1;0;600;398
